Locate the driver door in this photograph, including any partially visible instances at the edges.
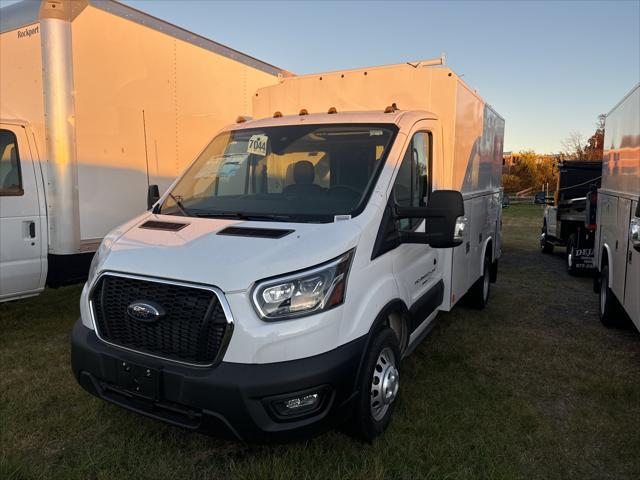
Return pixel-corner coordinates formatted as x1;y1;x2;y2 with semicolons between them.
392;127;444;333
0;124;45;301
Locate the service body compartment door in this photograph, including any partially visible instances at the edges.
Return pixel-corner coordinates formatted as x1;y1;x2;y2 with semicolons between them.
0;125;45;301
624;199;639;328
613;197;632;299
451;197;473;306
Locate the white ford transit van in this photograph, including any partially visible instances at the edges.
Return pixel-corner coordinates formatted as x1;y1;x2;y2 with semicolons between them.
71;60;505;441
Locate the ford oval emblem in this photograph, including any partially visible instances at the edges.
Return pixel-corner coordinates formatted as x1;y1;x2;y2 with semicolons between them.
127;301;164;322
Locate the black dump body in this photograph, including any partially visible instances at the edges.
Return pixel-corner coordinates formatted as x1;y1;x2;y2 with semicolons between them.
550;160;603;273
557;160;602;203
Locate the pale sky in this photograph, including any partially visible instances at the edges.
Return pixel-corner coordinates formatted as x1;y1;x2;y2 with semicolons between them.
2;0;639;154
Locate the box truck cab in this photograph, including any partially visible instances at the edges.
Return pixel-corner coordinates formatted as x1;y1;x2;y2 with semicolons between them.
0;0;286;302
71;60;505;441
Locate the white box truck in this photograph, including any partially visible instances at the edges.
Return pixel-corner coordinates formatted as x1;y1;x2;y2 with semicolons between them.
594;83;640;330
70;58;505;441
0;0;287;301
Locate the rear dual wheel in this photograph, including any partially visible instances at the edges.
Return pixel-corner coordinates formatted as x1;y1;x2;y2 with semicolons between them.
566;233;577;276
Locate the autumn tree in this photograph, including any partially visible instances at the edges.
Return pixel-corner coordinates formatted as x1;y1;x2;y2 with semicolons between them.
502;150;557;193
560;114;605;161
560;131;585;160
583;113;605;161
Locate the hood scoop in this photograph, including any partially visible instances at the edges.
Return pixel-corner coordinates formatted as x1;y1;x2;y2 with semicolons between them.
217;226;294;239
139;220;189;232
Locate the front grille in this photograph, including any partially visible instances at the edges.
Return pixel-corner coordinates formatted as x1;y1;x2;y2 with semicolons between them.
91;274;230;365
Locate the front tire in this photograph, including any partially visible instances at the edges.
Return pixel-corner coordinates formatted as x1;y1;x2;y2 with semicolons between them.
541;223;554;254
351;327;401;442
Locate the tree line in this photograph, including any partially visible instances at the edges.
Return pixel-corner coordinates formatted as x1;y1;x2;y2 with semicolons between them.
503;116;604;195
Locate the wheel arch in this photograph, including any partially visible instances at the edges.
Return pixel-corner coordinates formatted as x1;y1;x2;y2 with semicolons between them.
600;243;614;286
353;299;410;393
480;236;493;277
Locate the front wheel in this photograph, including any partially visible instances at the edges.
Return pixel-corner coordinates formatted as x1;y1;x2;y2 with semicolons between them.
351;327;401;442
541;224;554;254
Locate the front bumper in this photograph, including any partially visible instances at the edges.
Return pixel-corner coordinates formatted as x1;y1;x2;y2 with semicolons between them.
70;320;365;442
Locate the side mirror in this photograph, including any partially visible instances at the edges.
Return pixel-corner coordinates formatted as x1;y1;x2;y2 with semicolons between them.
147;184;160;210
394;190;465;248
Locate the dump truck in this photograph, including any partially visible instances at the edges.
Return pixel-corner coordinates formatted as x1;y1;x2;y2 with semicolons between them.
540;160;601;274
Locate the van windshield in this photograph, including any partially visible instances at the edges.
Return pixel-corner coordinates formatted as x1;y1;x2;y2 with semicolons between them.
160;124;397;222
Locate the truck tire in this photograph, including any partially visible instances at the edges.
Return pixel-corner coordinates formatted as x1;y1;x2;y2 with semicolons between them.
468;254;491;309
351;327;401;442
566;233;577;276
540;223;554;254
599;263;622;328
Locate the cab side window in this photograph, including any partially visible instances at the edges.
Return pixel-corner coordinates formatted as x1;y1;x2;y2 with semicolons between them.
0;129;22;196
393;132;430;229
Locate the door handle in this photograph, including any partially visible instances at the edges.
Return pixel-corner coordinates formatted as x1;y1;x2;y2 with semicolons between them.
28;221;36;238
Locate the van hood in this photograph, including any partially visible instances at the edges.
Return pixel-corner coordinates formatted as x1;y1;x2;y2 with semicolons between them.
98;213;362;292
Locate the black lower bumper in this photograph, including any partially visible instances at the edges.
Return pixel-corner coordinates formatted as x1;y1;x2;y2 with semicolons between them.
71;320;366;442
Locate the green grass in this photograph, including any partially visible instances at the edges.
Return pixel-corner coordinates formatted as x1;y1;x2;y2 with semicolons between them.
2;204;640;479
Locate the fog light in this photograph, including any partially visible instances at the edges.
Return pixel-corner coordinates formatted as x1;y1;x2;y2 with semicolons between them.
272;391;324;418
285;393;318;410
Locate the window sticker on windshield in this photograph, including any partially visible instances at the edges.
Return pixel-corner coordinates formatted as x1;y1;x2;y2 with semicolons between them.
369;129;383;136
195;159;220;179
218;162;241;177
247;134;268;156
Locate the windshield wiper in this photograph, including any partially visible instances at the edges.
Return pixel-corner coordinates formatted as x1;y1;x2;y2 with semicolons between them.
194;211;295;222
167;193;193;217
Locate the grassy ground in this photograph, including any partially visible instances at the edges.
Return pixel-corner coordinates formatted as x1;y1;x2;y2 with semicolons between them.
2;204;639;480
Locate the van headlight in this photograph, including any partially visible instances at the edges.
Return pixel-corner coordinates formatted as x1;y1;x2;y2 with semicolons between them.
252;249;355;320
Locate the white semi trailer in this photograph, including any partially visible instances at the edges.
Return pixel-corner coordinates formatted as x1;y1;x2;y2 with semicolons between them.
594;84;640;330
0;0;287;301
71;58;505;441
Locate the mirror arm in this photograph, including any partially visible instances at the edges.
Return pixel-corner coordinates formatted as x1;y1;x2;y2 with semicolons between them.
393;206;425;219
398;230;463;246
393;206;452;220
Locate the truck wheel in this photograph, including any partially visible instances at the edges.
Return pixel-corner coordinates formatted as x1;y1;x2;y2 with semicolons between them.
351;327;400;442
599;263;621;328
540;224;554;253
468;254;491;309
566;234;577;276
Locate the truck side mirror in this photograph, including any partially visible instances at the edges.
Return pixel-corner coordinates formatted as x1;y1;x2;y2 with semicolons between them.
394;190;465;248
147;184;160;210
